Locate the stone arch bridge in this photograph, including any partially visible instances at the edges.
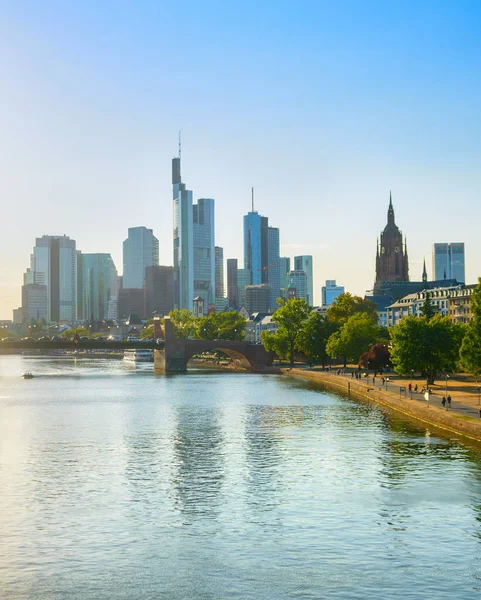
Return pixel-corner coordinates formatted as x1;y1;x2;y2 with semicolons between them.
154;317;274;373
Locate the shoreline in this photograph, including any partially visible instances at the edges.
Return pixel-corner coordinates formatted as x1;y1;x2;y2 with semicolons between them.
282;368;481;444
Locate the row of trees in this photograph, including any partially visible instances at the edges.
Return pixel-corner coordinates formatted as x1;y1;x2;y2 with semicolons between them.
261;293;385;366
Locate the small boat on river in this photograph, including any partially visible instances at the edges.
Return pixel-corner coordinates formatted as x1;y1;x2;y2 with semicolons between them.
22;372;34;379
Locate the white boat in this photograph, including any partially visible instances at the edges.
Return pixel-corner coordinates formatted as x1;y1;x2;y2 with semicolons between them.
123;349;154;363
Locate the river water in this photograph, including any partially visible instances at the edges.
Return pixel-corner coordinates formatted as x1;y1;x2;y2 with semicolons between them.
1;356;481;599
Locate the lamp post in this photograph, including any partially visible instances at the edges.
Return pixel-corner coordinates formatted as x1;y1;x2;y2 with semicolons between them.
477;385;481;407
445;373;450;410
385;377;390;391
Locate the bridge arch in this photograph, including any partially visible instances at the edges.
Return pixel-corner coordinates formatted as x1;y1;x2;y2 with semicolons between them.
184;345;252;370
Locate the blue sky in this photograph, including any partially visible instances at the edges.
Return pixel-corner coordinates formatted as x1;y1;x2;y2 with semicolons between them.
1;1;481;317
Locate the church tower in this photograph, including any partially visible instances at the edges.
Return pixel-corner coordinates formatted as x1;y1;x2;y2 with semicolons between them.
374;193;409;292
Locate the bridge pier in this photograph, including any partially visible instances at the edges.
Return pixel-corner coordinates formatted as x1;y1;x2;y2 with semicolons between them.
154;348;187;373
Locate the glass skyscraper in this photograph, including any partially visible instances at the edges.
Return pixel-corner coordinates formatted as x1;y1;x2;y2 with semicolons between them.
123;227;159;289
193;198;215;308
321;280;344;307
78;253;118;321
294;255;313;305
267;227;280;310
173;156;194;310
432;243;465;283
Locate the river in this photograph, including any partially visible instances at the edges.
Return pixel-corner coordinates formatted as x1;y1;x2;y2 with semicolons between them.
1;355;481;599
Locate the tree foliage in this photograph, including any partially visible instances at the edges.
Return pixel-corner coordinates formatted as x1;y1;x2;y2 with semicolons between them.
261;328;290;361
460;277;481;375
326;313;382;365
359;343;391;370
390;314;464;384
326;292;378;325
195;311;246;341
296;312;336;365
141;324;154;339
168;309;197;339
269;298;311;365
61;326;90;339
419;293;436;320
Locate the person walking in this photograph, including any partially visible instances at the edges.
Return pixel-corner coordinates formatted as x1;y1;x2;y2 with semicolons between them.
447;394;452;410
442;396;446;408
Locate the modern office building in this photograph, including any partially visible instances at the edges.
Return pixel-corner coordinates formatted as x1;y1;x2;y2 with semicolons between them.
432;243;465;284
287;270;307;302
294;255;313;305
245;284;271;314
243;211;268;285
321;280;344;307
215;246;224;300
267;227;280;310
123;227;159;290
279;257;291;299
144;265;174;317
192;198;215;308
237;268;252;308
21;283;48;323
227;258;238;308
77;253;118;321
29;235;77;322
118;288;145;319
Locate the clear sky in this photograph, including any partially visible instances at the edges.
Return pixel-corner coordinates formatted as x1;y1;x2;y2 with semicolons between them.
1;0;480;318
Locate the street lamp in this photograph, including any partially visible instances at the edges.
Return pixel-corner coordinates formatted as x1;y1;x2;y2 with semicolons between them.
445;373;450;410
385;377;390;391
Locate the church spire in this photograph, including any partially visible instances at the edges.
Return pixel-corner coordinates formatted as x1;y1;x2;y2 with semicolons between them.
387;191;395;226
422;258;427;282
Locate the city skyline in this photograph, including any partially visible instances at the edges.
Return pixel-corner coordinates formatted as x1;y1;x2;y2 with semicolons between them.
2;2;481;318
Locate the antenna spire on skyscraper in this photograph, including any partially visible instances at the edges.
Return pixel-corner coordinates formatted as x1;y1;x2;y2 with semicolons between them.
252;187;254;213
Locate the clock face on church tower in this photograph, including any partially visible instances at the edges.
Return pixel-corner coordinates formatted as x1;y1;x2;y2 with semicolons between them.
381;247;385;254
394;246;400;253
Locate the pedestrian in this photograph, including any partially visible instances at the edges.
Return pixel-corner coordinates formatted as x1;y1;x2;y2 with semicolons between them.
414;384;418;393
447;394;452;409
442;396;446;408
351;371;354;378
479;408;481;419
408;383;412;392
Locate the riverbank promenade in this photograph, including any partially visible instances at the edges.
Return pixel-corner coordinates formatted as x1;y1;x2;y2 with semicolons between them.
283;366;481;443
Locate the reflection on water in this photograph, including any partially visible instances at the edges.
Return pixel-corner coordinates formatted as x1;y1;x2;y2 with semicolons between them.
1;356;481;599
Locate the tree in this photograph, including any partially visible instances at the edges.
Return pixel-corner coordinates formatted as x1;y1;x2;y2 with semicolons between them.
141;324;154;339
297;312;336;366
195;311;247;341
327;292;378;325
419;293;436;320
168;309;197;339
326;313;382;366
390;314;464;384
460;277;481;375
260;298;310;365
359;343;391;370
61;326;90;339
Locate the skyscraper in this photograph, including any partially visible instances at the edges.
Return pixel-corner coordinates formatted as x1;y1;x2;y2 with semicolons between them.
294;255;313;306
237;268;252;308
267;227;280;310
123;227;159;289
193;198;215;308
287;270;307;302
173;155;194;310
244;211;264;285
78;253;118;321
227;258;238;308
144;265;174;317
279;257;291;299
321;280;344;307
432;243;465;283
374;193;409;293
30;235;77;322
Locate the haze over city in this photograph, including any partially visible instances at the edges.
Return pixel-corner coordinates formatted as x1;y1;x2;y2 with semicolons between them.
1;0;480;319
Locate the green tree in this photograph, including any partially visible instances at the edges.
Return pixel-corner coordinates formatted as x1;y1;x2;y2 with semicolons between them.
327;292;378;325
460;277;481;375
141;324;154;339
260;328;290;362
419;293;436;319
61;326;90;339
326;313;382;366
297;312;336;366
268;298;311;366
196;311;247;340
390;314;464;384
168;309;197;339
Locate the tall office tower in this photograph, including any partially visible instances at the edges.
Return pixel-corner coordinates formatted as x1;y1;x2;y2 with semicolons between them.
227;258;238;308
279;257;291;299
144;265;174;317
245;284;271;314
287;270;307;302
267;227;280;310
432;243;465;283
31;235;77;322
243;211;268;285
118;288;145;319
193;198;215;308
321;280;344;307
215;247;224;299
237;268;252;308
294;255;313;306
123;227;159;289
172;155;194;310
78;253;117;321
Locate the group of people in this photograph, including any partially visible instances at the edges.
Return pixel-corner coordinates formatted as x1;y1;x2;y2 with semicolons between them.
441;395;452;409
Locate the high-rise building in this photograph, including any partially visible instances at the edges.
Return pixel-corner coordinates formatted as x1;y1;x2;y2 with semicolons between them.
243;211;269;285
237;268;252;308
30;235;77;322
193;198;215;307
21;283;48;323
123;227;159;289
267;227;280;311
118;288;145;319
279;257;291;299
374;193;409;294
144;265;174;317
215;246;224;300
287;270;307;302
294;255;313;305
432;243;465;284
227;258;238;308
77;253;117;321
321;280;344;307
245;284;271;314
